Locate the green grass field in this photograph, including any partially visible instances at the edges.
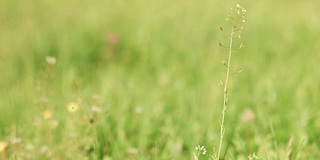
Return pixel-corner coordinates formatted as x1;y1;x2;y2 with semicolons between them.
1;0;320;159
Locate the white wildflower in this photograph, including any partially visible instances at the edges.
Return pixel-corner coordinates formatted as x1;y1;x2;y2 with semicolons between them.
45;56;56;65
91;105;102;113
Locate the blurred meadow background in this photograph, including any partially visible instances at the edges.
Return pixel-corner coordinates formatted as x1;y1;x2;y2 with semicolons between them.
1;0;320;159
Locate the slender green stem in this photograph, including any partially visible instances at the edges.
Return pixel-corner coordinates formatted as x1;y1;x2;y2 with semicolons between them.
217;20;236;160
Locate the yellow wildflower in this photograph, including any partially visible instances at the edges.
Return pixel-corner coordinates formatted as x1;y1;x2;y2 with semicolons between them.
0;141;8;153
67;102;79;113
43;110;53;119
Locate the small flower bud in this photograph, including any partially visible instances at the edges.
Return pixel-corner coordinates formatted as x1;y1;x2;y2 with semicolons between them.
222;59;227;66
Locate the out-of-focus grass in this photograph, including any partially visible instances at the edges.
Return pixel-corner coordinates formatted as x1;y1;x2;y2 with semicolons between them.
1;0;320;159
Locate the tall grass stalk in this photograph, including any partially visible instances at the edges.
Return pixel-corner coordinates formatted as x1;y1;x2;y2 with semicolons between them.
216;4;247;159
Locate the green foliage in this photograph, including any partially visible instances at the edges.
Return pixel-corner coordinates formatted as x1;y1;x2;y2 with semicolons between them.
0;0;320;159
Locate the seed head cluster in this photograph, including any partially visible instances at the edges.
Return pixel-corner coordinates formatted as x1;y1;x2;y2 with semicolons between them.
228;4;247;24
236;4;247;15
195;145;206;155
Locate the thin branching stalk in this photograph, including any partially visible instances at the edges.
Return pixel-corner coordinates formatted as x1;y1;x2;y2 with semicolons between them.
216;4;246;160
217;20;236;160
